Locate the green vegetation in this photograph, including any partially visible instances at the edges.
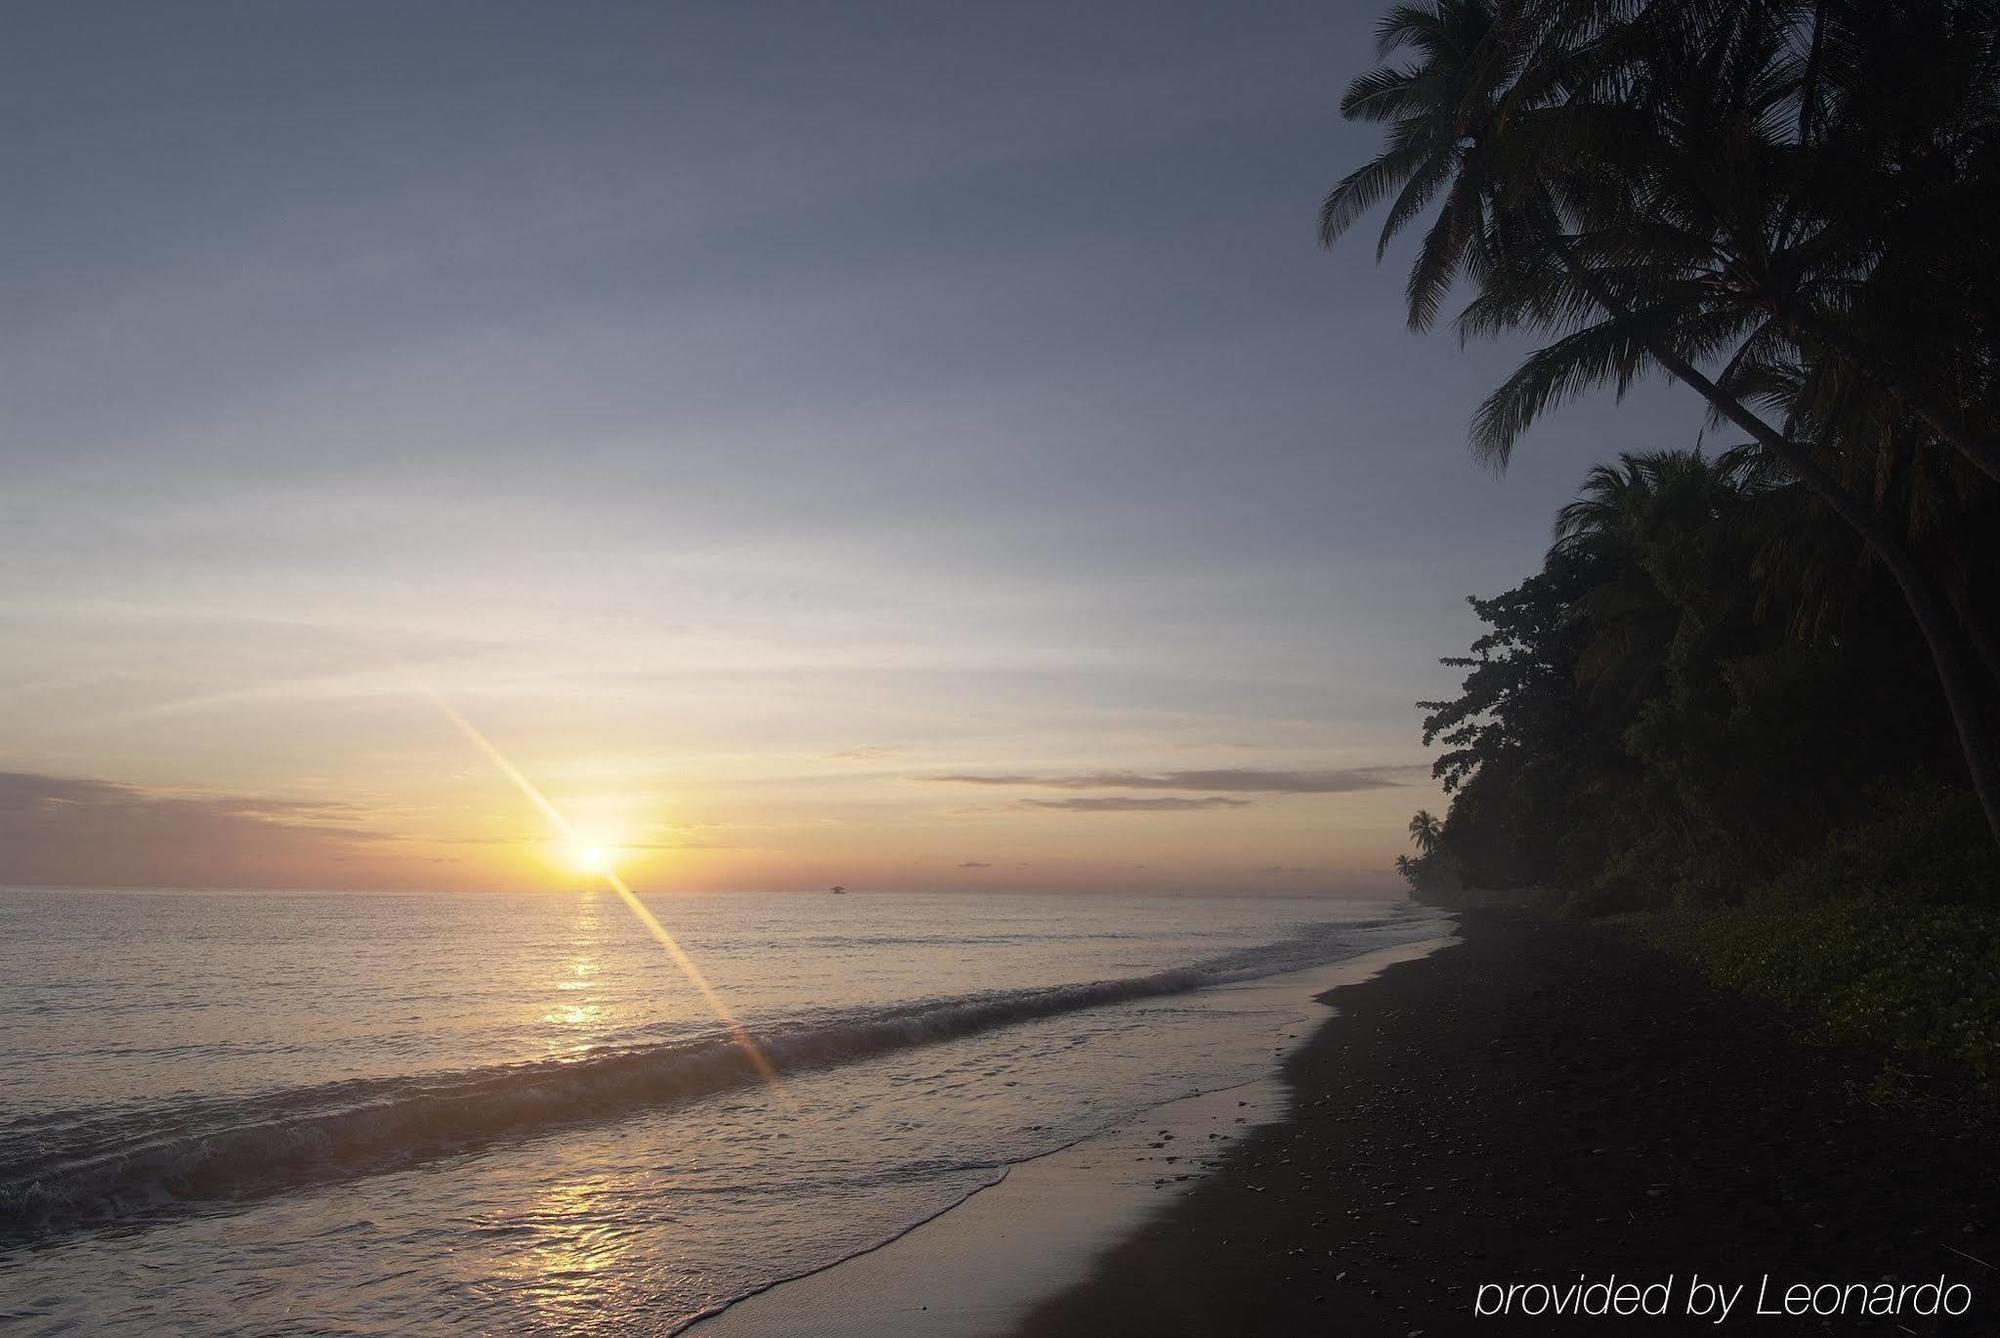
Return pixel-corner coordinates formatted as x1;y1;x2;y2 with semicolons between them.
1327;1;2000;1084
1394;810;1450;893
1408;449;1982;910
1633;898;2000;1088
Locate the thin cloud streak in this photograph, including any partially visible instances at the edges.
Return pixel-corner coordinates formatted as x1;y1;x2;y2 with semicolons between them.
1020;796;1251;812
0;770;391;887
934;766;1423;794
0;771;377;830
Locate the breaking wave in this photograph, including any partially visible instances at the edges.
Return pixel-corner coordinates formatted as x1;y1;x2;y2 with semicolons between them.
0;910;1434;1236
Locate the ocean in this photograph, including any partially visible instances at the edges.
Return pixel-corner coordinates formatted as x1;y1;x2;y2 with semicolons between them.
0;887;1445;1333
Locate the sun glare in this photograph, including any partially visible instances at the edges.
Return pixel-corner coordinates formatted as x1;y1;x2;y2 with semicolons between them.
576;845;611;874
426;691;778;1086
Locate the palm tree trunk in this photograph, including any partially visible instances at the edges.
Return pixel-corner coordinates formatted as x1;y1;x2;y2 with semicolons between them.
1912;407;2000;487
1647;344;2000;847
1789;311;2000;485
1551;249;2000;846
1944;571;2000;691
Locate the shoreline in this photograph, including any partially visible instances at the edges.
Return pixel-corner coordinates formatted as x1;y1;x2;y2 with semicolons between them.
685;932;1455;1337
1019;908;1999;1334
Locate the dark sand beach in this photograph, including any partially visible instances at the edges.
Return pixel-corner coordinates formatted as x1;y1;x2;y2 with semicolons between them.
1020;909;1999;1335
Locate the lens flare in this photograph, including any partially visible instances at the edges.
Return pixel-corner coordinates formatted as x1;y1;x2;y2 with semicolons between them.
426;692;777;1085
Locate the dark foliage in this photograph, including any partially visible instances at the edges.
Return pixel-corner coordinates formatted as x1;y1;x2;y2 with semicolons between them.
1324;0;2000;846
1421;450;1970;910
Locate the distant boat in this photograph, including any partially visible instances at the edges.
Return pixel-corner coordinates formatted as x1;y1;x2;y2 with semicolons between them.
829;885;846;895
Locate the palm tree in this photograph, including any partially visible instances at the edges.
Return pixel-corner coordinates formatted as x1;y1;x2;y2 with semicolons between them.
1319;0;1513;331
1755;0;2000;482
1550;449;1745;709
1320;0;2000;844
1408;809;1445;856
1551;449;1741;564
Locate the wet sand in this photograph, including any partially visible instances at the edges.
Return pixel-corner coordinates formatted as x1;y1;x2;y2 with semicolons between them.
1020;908;1999;1335
686;936;1452;1337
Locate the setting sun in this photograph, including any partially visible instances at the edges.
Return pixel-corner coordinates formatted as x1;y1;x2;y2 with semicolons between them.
576;845;611;875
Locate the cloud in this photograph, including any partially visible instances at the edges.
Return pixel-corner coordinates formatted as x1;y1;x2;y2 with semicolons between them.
0;771;374;829
0;770;391;887
957;860;993;868
933;766;1420;794
1020;796;1251;812
1256;864;1328;875
828;745;905;761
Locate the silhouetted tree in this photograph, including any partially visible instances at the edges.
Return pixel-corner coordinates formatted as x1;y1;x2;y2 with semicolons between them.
1408;810;1444;856
1418;448;1969;908
1324;0;2000;844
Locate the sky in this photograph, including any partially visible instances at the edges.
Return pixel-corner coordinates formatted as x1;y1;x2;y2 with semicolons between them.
0;0;1704;894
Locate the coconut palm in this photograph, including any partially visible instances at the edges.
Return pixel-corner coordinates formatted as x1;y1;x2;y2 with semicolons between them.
1759;0;2000;481
1320;0;2000;844
1408;809;1445;856
1318;0;1510;330
1550;449;1747;710
1551;449;1743;565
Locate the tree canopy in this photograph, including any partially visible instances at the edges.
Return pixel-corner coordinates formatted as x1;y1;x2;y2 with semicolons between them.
1325;0;2000;847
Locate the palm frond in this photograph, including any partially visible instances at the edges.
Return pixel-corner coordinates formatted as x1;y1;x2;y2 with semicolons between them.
1472;308;1668;467
1319;143;1430;247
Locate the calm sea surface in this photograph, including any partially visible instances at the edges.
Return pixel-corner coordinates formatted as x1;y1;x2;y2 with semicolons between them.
0;888;1443;1333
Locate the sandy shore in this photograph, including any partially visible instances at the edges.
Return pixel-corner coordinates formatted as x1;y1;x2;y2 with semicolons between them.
1020;909;1999;1335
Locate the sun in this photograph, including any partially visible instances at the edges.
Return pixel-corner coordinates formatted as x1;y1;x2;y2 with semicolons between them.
561;828;628;881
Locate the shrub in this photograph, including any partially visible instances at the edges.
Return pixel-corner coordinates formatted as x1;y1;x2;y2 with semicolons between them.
1637;897;2000;1088
1761;786;2000;908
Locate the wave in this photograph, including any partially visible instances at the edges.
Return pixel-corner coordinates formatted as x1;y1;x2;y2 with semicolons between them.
0;910;1439;1238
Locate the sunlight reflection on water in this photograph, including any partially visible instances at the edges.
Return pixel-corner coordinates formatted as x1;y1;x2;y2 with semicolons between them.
0;890;1445;1334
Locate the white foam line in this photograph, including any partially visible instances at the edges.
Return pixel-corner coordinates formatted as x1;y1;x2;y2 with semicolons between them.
684;928;1459;1338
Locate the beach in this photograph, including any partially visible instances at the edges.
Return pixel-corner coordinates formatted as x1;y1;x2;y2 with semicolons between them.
1019;909;1999;1335
688;937;1450;1337
10;2;2000;1335
10;892;1993;1334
